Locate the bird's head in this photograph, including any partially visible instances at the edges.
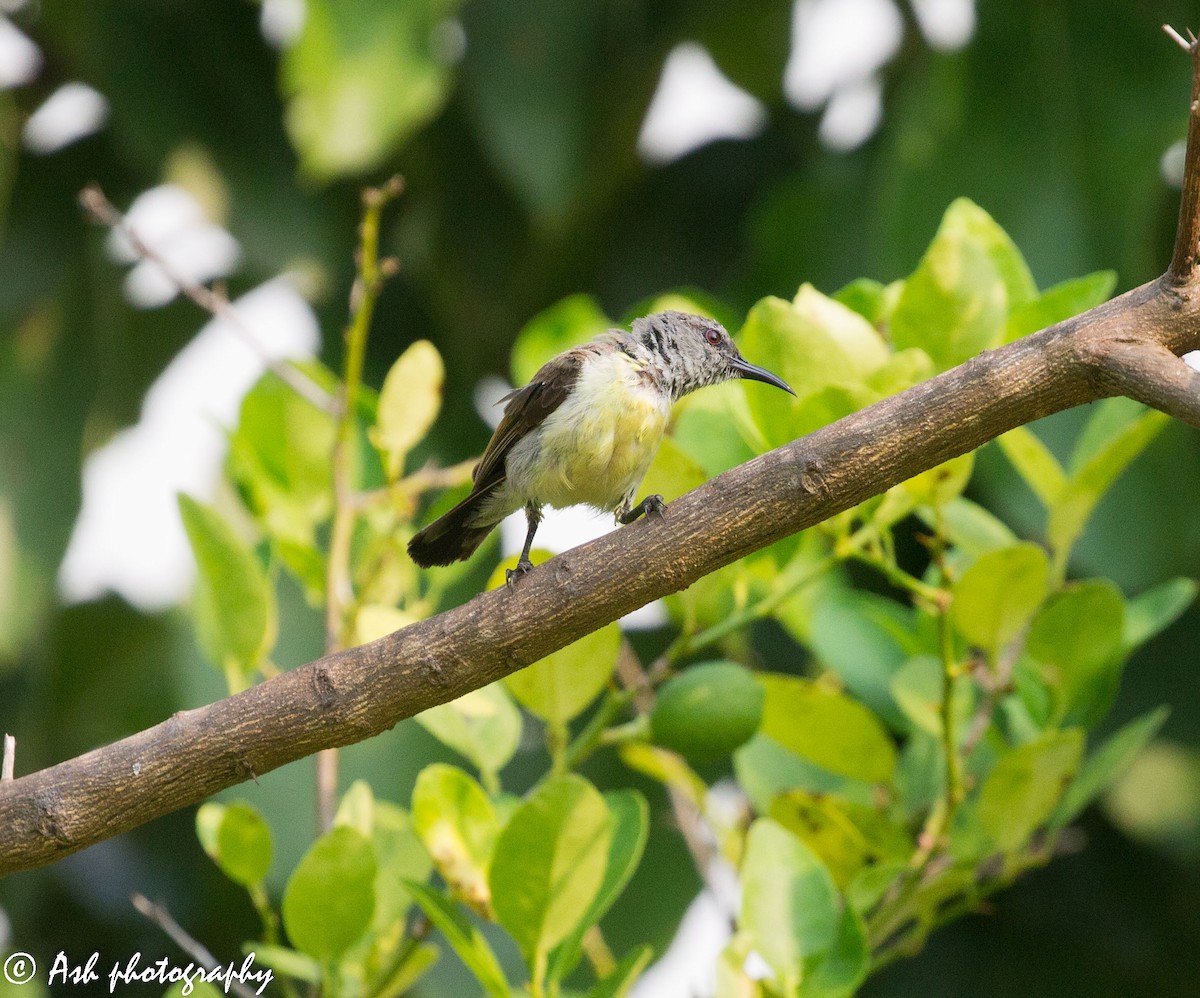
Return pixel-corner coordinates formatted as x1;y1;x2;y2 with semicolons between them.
632;310;795;400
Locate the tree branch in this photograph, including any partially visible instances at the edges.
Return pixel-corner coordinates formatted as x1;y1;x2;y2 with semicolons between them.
3;37;1200;880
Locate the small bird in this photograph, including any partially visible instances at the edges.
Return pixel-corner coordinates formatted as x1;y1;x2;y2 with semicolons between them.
408;310;795;583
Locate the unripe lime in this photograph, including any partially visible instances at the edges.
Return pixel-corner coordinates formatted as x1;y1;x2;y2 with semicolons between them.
650;661;764;760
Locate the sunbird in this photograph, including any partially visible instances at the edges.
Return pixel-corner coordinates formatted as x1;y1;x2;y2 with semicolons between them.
408;310;795;583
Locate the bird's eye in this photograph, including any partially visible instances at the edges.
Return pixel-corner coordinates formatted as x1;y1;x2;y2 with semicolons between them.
704;327;722;345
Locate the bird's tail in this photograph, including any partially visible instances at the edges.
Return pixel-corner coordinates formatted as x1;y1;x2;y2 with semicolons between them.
408;489;502;567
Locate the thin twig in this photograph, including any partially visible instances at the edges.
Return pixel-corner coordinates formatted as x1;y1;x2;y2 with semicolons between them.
131;893;259;998
1164;24;1196;53
79;184;335;413
2;734;14;782
352;456;478;511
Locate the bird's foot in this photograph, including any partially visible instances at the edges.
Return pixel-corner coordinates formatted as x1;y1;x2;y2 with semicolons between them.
617;494;667;525
505;558;534;589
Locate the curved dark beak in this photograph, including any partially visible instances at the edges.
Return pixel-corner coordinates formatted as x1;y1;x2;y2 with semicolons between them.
731;356;796;396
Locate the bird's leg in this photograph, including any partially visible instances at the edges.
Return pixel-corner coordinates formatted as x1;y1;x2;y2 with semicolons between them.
616;492;667;525
506;503;542;588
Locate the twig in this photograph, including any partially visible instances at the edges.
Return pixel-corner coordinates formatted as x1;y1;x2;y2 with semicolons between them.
961;634;1023;759
352;456;478;511
1163;24;1196;53
2;734;14;782
318;174;405;834
131;893;259;998
79;184;335;413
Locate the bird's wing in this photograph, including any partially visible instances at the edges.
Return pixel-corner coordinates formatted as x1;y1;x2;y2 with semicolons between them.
471;347;588;493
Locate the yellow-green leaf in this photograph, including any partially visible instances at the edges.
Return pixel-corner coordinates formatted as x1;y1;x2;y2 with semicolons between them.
371;340;445;480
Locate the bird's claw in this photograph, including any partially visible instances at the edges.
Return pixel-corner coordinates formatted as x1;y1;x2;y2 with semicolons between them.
644;494;667;520
505;559;534;589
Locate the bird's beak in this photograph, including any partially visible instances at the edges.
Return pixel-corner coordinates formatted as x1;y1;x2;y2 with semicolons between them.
731;356;796;396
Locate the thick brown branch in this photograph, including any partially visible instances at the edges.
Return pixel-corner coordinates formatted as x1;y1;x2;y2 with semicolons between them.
1;277;1199;878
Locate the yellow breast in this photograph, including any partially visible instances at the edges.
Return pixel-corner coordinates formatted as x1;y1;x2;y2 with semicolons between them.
528;351;670;511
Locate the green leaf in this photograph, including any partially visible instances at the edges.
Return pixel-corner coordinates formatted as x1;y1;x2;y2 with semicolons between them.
864;347;935;397
403;881;510;998
1005;270;1117;342
1049;403;1169;559
769;790;910;887
639;435;709;505
891;198;1033;370
282;825;376;963
371;340;445;480
226;365;336;547
805;589;913;731
618;742;708;809
832;277;888;325
511;294;612;386
1124;577;1198;653
951;542;1049;658
1026;580;1125;720
977;730;1084;852
489;774;613;964
917;497;1018;559
889;655;974;739
800;903;869;998
411;764;499;916
178;494;275;691
586;945;653;998
549;789;650;983
650;661;764;761
244;944;321;984
195;801;272;887
372;799;433;932
737;286;889;449
1051;707;1170;828
670;381;758;477
503;621;621;727
334;778;375;837
373;941;439;998
416;683;523;781
741;818;841;993
759;674;897;784
734;734;871;817
281;0;467;178
995;427;1066;507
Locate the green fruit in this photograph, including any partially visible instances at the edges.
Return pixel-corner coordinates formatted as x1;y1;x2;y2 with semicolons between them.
650;661;764;760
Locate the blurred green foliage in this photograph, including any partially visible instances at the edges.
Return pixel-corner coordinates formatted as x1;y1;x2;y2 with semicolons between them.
3;1;1200;996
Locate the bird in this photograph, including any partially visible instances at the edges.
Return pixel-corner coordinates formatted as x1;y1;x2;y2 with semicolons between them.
408;310;795;584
